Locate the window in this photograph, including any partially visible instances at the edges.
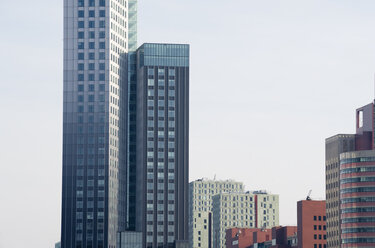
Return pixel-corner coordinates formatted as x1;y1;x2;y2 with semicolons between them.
78;21;84;28
89;10;95;17
314;234;317;240
99;31;105;38
99;21;105;28
99;74;105;80
88;84;95;91
89;0;95;7
78;0;84;7
89;53;95;60
319;216;322;221
78;10;84;17
99;0;105;6
314;225;317;230
314;216;317;221
99;52;105;60
78;74;84;81
99;63;105;70
99;84;105;91
88;74;95;81
99;42;105;49
99;10;105;17
78;32;84;39
88;63;95;70
78;53;84;60
78;85;84;91
89;31;95;39
89;21;95;28
89;42;95;49
78;64;84;71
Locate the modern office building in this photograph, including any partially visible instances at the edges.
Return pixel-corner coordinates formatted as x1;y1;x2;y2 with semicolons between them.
62;0;137;247
116;231;142;248
297;200;326;248
212;191;279;248
135;43;190;248
325;102;375;248
189;179;244;248
340;150;375;247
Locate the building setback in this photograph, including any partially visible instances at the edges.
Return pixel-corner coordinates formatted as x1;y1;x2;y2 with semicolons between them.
135;43;190;248
189;179;244;248
212;191;279;248
297;200;326;248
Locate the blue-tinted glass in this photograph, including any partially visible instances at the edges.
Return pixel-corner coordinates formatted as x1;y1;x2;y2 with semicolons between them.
88;74;95;81
89;0;95;6
78;64;84;71
78;84;84;91
88;105;94;113
78;10;84;17
99;31;105;38
99;63;105;70
78;21;84;28
78;95;84;102
88;84;95;91
99;21;105;28
99;0;105;6
78;74;84;81
89;21;95;28
88;95;95;102
89;42;95;49
99;42;105;49
89;53;95;60
99;52;105;60
89;31;95;39
88;63;95;70
78;0;84;7
78;42;84;49
99;84;105;91
78;53;84;60
99;74;105;80
78;32;84;39
99;10;105;17
89;10;95;17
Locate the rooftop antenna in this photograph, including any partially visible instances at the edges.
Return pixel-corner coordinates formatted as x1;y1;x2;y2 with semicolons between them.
306;190;312;201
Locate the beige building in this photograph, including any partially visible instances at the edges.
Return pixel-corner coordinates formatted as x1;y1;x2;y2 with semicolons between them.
189;179;244;248
212;191;279;248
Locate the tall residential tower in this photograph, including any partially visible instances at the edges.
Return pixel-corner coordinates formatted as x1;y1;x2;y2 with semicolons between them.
135;43;190;248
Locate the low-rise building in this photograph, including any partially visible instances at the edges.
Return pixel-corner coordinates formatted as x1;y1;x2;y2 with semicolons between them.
213;191;279;248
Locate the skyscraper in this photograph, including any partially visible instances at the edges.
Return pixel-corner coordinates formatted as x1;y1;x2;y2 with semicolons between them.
62;0;136;247
135;43;190;248
326;102;375;247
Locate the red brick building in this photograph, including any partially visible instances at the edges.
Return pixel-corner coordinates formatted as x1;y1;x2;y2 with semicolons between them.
297;200;326;248
225;226;297;248
225;228;271;248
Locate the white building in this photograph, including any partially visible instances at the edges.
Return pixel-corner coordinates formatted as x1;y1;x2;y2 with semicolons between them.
189;179;244;248
212;191;279;248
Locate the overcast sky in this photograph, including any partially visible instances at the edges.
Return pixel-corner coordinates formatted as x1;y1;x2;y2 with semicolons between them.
1;0;375;247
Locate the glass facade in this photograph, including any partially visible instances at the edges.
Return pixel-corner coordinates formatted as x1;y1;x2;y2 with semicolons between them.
62;0;136;247
136;44;189;248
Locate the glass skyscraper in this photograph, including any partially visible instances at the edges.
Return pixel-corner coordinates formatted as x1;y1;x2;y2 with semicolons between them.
62;0;136;247
135;44;190;248
62;1;189;248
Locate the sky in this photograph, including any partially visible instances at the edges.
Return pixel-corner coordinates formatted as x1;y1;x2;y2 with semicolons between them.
1;0;375;247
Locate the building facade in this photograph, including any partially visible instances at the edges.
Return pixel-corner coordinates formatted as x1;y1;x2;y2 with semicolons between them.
212;191;279;248
340;150;375;247
62;0;136;247
297;200;326;248
326;102;375;247
189;179;244;248
135;43;190;248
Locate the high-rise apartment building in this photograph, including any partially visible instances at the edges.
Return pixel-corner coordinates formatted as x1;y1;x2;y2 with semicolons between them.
135;43;190;248
325;102;375;248
189;179;244;248
62;0;136;247
340;150;375;247
212;191;279;248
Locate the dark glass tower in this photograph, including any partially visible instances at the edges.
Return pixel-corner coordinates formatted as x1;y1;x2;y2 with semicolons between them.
135;43;190;248
61;0;137;247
